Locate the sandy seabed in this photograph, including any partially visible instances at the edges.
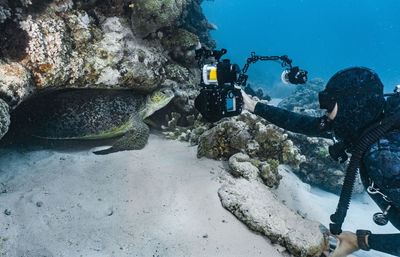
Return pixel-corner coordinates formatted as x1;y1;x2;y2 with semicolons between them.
0;134;288;257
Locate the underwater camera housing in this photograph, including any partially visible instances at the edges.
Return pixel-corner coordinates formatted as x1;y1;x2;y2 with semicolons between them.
195;49;243;122
194;48;308;122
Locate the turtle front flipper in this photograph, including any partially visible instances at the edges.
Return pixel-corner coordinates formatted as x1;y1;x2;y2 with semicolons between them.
93;120;150;155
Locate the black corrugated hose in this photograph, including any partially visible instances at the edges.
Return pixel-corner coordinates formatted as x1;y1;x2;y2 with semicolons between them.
329;113;400;235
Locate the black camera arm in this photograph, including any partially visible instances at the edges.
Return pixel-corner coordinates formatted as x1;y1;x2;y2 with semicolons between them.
237;52;293;87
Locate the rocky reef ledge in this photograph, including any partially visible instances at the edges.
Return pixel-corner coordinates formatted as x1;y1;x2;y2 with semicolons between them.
0;0;216;140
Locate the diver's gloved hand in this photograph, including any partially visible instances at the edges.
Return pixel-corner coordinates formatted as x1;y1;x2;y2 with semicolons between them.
241;89;267;113
330;231;359;257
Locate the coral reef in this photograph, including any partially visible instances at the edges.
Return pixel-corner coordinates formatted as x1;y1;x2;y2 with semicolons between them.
89;17;168;91
287;132;364;194
161;28;200;66
163;110;304;188
20;11;73;88
278;78;325;117
243;84;271;101
228;153;282;187
196;111;305;168
130;0;185;38
228;153;260;181
0;0;216;140
182;0;216;49
0;62;33;107
197;119;250;159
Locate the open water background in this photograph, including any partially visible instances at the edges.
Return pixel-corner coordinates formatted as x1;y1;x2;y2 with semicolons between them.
202;0;400;97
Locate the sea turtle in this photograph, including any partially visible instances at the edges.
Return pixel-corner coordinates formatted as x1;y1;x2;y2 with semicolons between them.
6;88;174;154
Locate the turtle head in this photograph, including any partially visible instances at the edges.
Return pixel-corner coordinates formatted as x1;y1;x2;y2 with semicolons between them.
141;88;175;119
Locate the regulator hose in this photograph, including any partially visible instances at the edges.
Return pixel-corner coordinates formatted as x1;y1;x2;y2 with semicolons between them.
329;113;400;235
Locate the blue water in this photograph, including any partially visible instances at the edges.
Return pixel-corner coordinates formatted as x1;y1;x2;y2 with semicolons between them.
202;0;400;97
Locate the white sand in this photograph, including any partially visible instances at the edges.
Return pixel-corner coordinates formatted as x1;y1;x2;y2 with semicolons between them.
0;134;287;257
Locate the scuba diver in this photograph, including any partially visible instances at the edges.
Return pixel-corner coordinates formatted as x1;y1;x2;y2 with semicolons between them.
241;67;400;257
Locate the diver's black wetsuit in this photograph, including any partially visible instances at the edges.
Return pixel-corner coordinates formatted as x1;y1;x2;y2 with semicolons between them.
254;102;400;256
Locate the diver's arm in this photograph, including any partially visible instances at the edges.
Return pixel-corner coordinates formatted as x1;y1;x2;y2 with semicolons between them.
253;102;331;138
331;231;400;256
368;233;400;255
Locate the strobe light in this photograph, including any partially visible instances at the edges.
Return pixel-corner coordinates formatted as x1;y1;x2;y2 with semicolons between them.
281;66;308;84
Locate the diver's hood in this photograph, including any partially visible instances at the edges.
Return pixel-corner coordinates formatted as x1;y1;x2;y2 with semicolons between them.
320;67;385;143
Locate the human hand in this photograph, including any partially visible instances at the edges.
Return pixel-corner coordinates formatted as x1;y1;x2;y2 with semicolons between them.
241;89;266;113
329;231;359;257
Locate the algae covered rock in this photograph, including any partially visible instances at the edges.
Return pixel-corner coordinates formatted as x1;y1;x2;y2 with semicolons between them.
183;0;216;49
130;0;185;38
228;153;282;188
0;62;33;108
197;111;305;169
162;28;200;66
218;177;329;257
19;10;169;92
228;153;259;181
260;160;282;188
20;11;75;88
88;17;168;91
197;119;249;159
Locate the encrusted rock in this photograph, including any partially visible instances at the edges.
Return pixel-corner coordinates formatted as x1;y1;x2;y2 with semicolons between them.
260;160;282;188
161;77;199;115
278;78;325;117
18;10;169;92
88;17;168;92
287;132;364;194
0;62;33;108
218;177;329;257
130;0;185;38
20;11;74;88
188;118;212;145
182;0;216;48
0;99;10;140
196;111;305;170
197;119;248;159
245;140;260;157
162;28;200;66
228;153;259;180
